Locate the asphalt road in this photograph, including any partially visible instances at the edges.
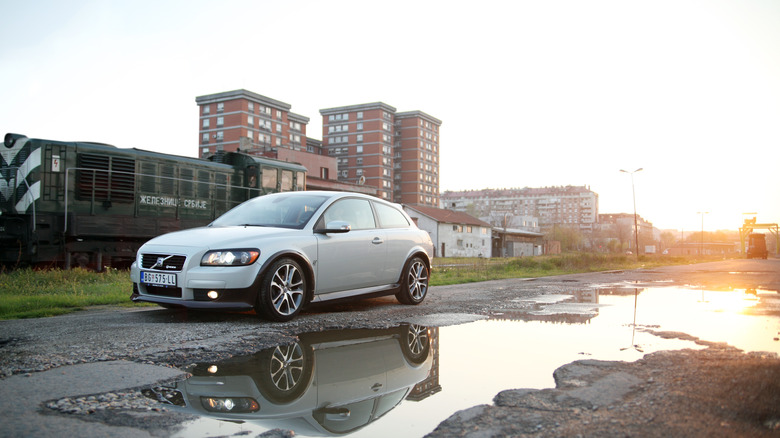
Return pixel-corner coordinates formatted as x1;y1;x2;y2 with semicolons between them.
0;258;778;437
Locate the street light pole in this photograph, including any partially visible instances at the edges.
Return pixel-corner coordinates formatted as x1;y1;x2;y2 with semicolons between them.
620;168;643;258
697;211;709;256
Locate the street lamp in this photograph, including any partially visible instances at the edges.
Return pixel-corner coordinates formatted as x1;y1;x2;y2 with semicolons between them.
697;211;709;256
620;168;643;258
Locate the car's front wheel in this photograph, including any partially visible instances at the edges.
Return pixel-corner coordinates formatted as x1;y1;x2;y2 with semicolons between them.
257;258;306;322
396;256;429;305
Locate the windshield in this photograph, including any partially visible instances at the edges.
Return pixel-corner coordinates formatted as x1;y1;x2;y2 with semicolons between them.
210;194;329;229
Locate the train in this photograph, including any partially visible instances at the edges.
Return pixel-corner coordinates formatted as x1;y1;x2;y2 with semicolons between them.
0;133;307;269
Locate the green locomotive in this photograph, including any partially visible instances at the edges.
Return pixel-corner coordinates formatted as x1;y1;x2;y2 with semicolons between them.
0;133;306;269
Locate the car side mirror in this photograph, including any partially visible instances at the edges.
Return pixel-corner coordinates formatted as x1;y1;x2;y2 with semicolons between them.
315;221;351;234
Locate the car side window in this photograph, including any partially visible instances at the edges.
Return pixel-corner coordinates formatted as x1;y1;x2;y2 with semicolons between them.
374;202;410;228
321;199;376;230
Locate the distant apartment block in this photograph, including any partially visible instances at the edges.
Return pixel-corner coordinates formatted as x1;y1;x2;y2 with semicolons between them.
320;103;441;205
441;186;599;232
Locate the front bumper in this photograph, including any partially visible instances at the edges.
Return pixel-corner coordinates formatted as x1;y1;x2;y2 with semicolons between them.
131;260;262;310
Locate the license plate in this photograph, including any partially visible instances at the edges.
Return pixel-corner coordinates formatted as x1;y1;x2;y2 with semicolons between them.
141;271;177;287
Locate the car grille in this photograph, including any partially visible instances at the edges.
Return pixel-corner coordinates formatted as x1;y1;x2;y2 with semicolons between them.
141;254;187;271
145;286;182;298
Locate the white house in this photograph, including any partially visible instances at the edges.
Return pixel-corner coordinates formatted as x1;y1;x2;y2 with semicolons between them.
404;205;492;258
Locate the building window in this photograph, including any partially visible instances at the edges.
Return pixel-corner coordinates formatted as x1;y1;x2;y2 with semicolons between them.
201;133;209;143
248;102;254;112
217;117;224;127
202;119;210;128
202;105;210;115
217;103;224;112
357;111;363;119
356;145;363;153
248;115;254;125
215;131;224;141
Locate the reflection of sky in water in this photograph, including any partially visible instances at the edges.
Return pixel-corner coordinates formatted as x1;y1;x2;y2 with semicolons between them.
171;286;780;438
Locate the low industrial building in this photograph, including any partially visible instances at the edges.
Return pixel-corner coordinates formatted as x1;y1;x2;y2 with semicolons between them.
404;206;492;258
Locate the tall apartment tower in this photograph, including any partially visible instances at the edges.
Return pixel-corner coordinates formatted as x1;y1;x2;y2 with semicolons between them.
395;111;441;206
195;90;310;159
320;103;441;206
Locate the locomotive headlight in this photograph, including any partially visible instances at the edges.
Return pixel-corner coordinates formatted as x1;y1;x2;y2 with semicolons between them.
201;249;260;266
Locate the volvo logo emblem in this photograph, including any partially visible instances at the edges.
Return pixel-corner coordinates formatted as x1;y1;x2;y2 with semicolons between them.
150;255;174;270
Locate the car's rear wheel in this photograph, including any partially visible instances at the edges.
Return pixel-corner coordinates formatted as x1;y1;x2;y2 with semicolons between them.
396;256;429;305
257;258;306;322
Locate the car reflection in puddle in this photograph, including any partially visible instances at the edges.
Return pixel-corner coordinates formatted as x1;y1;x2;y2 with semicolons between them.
143;324;435;436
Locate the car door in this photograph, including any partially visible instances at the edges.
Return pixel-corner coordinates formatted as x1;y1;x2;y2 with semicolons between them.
314;198;387;294
373;201;415;283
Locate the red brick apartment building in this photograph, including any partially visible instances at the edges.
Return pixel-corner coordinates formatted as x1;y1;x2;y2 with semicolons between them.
196;90;441;203
195;90;339;188
320;103;441;206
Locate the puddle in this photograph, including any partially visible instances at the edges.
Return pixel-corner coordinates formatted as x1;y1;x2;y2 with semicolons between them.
142;286;780;437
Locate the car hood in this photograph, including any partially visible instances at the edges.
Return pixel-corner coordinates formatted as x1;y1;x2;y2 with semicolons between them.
143;226;303;250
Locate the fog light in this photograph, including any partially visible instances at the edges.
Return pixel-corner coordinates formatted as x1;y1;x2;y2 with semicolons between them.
207;365;218;374
207;290;219;299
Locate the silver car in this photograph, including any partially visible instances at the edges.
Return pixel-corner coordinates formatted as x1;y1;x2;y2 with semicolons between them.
130;191;434;321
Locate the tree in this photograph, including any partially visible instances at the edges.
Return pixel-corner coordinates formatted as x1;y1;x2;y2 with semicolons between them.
660;231;676;251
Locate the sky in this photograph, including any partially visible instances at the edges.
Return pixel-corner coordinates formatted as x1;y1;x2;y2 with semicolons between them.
1;0;778;232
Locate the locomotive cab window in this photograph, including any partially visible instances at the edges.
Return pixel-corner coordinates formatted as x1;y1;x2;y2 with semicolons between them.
245;165;258;188
261;166;277;190
281;170;293;191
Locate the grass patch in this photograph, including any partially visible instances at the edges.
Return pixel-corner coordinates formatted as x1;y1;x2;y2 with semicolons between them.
0;268;133;320
430;253;706;286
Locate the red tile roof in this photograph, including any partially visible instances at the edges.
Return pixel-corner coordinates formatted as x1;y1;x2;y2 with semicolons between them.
405;205;492;228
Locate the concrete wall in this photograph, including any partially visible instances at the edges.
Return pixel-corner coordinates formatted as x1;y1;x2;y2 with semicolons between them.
437;223;491;258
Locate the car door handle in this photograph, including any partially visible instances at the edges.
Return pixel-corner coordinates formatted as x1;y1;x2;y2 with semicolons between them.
371;383;383;392
372;237;384;245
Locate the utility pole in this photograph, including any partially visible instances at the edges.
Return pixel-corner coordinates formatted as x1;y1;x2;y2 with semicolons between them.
620;168;643;258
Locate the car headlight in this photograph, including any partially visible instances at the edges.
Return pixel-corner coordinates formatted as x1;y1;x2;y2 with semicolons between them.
201;249;260;266
201;396;260;413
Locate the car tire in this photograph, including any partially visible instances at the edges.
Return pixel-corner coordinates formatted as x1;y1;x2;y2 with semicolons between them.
255;341;314;404
399;324;430;365
257;258;306;322
395;256;429;305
